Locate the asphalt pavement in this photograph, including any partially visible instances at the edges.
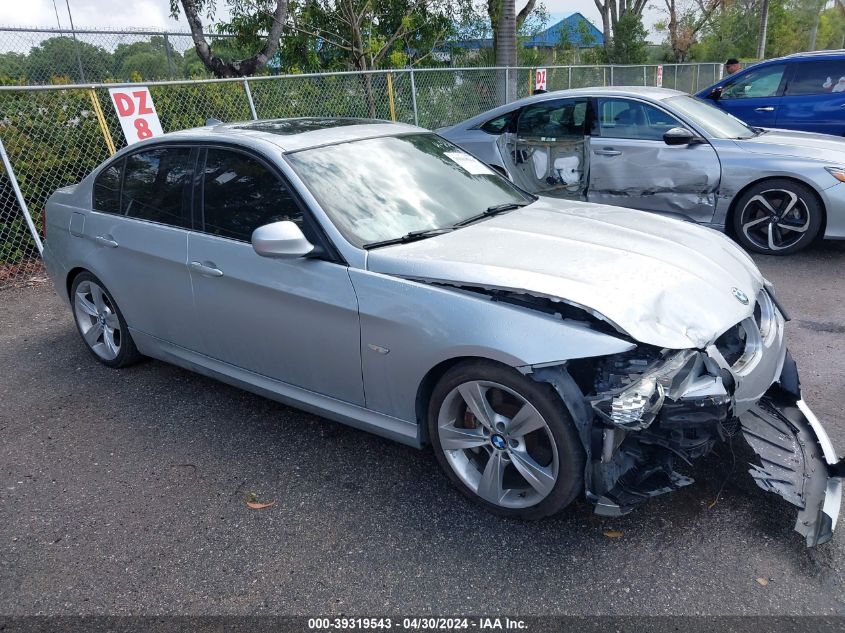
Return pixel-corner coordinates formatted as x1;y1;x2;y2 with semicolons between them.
1;242;844;616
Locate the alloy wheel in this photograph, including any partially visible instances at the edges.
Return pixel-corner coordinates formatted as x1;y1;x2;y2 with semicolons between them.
739;188;811;252
73;280;122;361
437;380;559;509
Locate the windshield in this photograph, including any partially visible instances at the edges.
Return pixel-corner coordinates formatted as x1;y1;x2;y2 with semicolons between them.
286;133;532;247
666;95;757;139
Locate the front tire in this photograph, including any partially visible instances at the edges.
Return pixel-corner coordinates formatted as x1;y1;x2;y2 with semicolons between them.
732;179;823;255
70;272;141;368
428;360;585;519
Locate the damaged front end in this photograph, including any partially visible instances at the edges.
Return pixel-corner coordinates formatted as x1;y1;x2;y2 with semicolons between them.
528;290;843;547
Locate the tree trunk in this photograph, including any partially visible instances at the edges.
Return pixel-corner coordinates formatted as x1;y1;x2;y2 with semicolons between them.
809;0;825;50
495;0;517;104
757;0;769;59
180;0;288;78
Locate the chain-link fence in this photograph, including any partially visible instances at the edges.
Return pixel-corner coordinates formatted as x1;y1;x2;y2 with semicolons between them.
0;26;236;84
0;62;724;285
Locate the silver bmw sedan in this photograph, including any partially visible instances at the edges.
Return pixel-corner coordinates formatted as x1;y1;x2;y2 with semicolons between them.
42;118;842;545
440;87;845;255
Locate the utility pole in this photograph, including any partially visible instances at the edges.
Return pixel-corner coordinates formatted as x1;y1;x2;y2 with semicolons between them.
64;0;86;82
756;0;769;59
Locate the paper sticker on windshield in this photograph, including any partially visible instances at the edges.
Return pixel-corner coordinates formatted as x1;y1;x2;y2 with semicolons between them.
444;152;495;176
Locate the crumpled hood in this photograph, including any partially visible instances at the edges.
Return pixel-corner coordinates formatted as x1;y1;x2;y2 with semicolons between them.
366;199;764;349
735;128;845;163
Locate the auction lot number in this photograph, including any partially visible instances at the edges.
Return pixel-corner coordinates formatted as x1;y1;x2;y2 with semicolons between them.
308;618;526;630
108;87;164;145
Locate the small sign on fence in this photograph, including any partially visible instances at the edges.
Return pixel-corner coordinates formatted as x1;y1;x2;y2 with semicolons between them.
656;65;664;88
535;68;547;92
108;87;164;145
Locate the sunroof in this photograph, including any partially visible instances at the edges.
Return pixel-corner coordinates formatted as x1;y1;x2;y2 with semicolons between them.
234;118;388;135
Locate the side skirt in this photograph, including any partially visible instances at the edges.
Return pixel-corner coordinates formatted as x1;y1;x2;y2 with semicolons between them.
131;329;422;448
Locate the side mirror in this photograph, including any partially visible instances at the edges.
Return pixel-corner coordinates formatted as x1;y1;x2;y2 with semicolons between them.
251;220;314;259
707;86;723;100
663;127;699;146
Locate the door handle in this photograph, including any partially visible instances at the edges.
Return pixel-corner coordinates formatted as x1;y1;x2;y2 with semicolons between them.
94;235;118;248
189;261;224;277
594;149;621;156
754;106;775;112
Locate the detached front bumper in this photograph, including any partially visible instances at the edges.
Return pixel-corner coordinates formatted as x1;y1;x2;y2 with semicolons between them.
739;355;843;547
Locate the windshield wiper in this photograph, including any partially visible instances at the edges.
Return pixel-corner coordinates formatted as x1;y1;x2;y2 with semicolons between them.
362;227;454;250
452;201;530;228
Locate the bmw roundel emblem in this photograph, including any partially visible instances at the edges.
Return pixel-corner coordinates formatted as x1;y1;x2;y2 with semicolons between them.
732;287;749;305
491;434;507;450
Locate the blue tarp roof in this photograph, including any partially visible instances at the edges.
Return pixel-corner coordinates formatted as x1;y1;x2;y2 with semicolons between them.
523;12;603;48
447;13;603;50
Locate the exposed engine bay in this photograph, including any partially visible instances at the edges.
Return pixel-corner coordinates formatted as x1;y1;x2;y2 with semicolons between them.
447;284;843;547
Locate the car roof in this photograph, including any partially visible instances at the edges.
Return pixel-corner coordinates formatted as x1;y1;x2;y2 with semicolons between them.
783;49;845;60
737;50;845;71
154;117;425;152
546;86;687;100
499;86;686;111
446;86;686;131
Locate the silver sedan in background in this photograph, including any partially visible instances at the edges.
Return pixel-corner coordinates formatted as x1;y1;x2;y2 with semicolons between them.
42;118;842;546
441;87;845;255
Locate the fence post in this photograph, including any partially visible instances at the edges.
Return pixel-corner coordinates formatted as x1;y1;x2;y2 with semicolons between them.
65;14;86;82
696;64;701;92
386;72;397;122
243;79;258;120
568;66;572;89
88;89;116;156
409;68;419;126
163;33;175;79
505;67;510;103
643;65;647;86
603;66;607;86
0;137;43;255
610;65;614;86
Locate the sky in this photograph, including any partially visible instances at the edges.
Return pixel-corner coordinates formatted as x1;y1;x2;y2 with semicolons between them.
0;0;664;41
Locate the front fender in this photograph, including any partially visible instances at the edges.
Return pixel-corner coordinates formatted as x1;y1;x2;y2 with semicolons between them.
349;269;635;423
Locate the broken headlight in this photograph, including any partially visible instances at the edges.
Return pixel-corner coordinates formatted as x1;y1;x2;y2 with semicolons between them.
593;349;699;431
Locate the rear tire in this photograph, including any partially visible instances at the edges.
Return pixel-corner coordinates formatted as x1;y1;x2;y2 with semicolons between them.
70;272;142;368
731;179;823;255
428;360;585;519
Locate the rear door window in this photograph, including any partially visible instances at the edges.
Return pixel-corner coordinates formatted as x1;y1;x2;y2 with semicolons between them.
200;148;304;242
121;147;193;228
785;61;845;96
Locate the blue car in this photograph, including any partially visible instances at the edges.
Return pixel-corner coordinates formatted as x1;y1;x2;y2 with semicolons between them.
697;51;845;136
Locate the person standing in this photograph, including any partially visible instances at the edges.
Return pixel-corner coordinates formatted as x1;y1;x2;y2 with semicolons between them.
725;58;741;75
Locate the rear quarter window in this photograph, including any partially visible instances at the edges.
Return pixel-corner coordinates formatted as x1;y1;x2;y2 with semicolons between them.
93;160;124;214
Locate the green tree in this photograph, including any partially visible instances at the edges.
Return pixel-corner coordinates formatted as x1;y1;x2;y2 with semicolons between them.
113;37;183;80
0;52;28;85
26;37;113;83
605;12;648;62
593;0;650;58
691;0;845;61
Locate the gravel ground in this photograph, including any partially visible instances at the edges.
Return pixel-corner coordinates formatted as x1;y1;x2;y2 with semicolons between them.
1;242;844;616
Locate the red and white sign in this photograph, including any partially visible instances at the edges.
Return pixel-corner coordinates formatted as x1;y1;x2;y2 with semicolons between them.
656;65;664;88
535;68;547;91
108;87;163;145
